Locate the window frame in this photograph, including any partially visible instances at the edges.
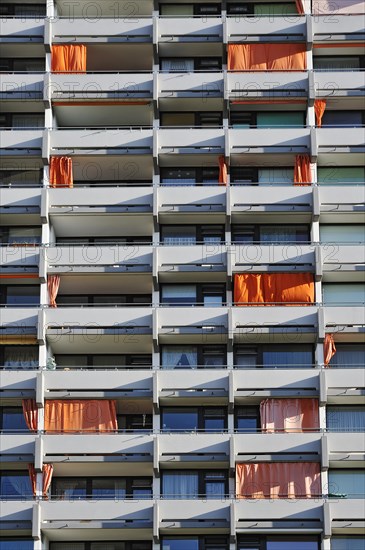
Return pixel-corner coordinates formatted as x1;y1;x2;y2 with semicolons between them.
231;224;310;243
160;283;226;306
161;406;227;432
235;406;261;433
51;476;153;500
237;535;320;550
161;469;228;499
234;344;315;369
0;406;28;433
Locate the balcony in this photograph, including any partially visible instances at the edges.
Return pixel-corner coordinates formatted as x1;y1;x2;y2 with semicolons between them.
156;186;226;223
319;186;365;223
0;73;44;101
230;244;315;274
232;306;318;343
158;72;223;100
0;188;42;224
313;15;365;42
50;17;153;43
233;433;321;463
0;245;39;280
0;129;43;157
321;244;365;282
157;306;228;344
156;370;229;406
316;128;365;161
229;128;311;159
326;500;365;535
41;307;153;354
229;186;313;223
158;500;230;533
323;369;365;404
226;16;306;42
0;502;33;534
326;433;365;467
314;70;365;98
156;245;226;283
226;71;308;100
157;129;224;163
158;433;229;468
0;18;44;41
233;370;320;401
323;306;365;335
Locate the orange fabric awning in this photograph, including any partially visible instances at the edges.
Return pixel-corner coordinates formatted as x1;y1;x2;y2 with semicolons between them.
324;334;336;367
51;44;87;73
22;399;38;432
314;99;326;127
236;462;321;499
228;44;307;71
234;273;315;305
49;156;73;188
260;398;319;433
218;156;228;185
295;0;305;14
44;400;118;433
294;154;312;186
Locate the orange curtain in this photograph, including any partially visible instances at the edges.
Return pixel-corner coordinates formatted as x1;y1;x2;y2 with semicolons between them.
294;154;312;186
49;156;73;188
51;45;87;73
228;44;307;71
234;273;314;305
324;334;336;368
44;400;118;433
47;275;60;308
260;398;319;433
296;0;305;14
314;99;326;127
22;399;38;432
236;462;321;499
218;156;228;185
28;464;37;497
42;464;54;499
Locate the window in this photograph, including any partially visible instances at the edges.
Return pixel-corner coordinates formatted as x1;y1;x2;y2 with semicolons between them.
160;112;222;128
0;286;39;306
0;227;42;245
235;406;260;433
117;414;153;432
56;294;151;307
0;471;33;499
328;344;364;369
161;537;228;550
313;56;364;70
161;284;225;306
227;3;297;16
320;225;365;244
0;4;46;16
331;537;365;550
161;407;227;432
326;407;365;433
0;541;34;550
52;477;152;500
160;167;219;185
328;470;365;499
317;166;365;185
1;346;38;369
237;536;319;550
50;543;151;550
231;112;305;128
323;284;365;305
232;225;310;243
56;237;152;245
55;354;152;369
160;58;221;73
0;407;28;432
0;169;42;187
162;470;227;499
161;345;226;369
234;345;314;369
321;111;364;128
230;167;293;185
161;225;224;245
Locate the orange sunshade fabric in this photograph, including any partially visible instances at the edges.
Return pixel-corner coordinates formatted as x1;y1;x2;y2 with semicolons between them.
22;399;38;432
236;462;321;499
47;275;60;308
295;0;305;14
42;464;54;498
218;156;228;185
49;156;73;188
260;398;319;433
44;400;118;433
28;464;37;496
51;45;87;73
324;334;336;368
294;154;312;186
228;44;307;71
234;273;314;305
314;99;326;127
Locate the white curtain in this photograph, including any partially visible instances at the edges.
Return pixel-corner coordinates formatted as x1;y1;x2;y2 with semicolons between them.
327;407;365;432
162;346;197;368
4;348;38;368
162;472;198;499
161;59;194;72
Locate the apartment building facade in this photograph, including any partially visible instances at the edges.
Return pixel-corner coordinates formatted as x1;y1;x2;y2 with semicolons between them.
0;0;365;549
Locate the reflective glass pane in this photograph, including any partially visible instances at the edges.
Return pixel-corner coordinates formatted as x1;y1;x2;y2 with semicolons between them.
162;409;198;431
1;409;28;431
162;539;199;550
331;536;365;550
0;474;32;498
0;542;34;550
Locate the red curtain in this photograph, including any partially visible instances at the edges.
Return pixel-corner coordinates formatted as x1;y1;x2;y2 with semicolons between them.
234;273;314;305
42;464;54;499
324;334;336;368
260;398;319;433
218;156;228;185
228;44;307;71
236;462;321;499
22;399;38;432
44;400;118;433
294;154;312;186
51;45;87;73
28;464;37;497
296;0;305;14
314;100;326;127
49;156;73;188
47;275;60;308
